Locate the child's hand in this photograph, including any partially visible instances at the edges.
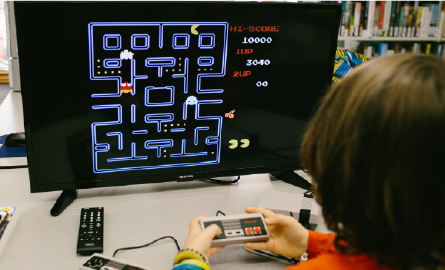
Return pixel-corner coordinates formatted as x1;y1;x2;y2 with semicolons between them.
184;215;224;258
244;207;309;258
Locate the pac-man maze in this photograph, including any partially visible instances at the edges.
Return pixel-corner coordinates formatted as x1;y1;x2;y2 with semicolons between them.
88;22;228;173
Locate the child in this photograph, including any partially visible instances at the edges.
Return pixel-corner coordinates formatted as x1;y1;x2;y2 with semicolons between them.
174;54;445;270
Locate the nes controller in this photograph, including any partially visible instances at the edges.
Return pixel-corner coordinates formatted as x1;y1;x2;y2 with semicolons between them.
200;213;269;247
79;253;152;270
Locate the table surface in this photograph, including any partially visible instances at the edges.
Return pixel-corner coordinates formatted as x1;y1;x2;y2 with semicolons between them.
0;92;329;270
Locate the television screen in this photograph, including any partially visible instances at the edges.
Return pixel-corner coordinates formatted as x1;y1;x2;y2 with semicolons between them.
15;1;341;193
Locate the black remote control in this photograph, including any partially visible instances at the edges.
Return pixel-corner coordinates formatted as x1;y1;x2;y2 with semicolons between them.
77;207;104;255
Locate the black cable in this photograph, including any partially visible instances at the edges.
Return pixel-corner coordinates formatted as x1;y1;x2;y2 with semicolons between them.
113;236;180;257
0;165;28;169
216;210;226;216
203;175;240;184
243;248;300;264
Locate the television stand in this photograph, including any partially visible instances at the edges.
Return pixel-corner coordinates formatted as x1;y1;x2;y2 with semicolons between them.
50;189;78;216
270;171;312;190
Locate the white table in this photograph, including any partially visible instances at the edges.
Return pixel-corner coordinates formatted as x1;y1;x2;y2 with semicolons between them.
0;91;328;270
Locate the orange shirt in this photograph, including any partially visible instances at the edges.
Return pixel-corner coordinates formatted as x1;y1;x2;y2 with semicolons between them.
286;231;392;270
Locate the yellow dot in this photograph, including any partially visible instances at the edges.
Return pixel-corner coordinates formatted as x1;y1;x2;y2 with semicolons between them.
210;68;213;71
118;71;121;73
132;53;134;55
211;152;214;154
164;150;167;152
172;69;175;72
104;71;107;74
111;71;114;74
164;124;167;127
97;66;100;68
166;69;169;72
164;155;166;157
179;58;182;60
184;123;186;126
171;124;173;126
177;124;180;126
97;71;100;74
179;69;181;72
198;69;201;71
179;63;182;66
164;129;167;132
97;59;100;62
204;69;206;71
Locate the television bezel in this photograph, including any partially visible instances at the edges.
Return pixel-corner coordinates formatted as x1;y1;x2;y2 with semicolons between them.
16;1;341;193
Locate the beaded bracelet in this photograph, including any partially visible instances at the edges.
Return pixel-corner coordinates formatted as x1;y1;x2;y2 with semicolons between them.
174;248;209;265
173;262;204;270
300;251;308;261
178;259;211;270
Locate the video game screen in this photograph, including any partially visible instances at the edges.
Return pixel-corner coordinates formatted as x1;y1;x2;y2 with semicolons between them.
14;2;341;191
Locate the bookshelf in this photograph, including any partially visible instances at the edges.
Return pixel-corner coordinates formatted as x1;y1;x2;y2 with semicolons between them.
338;2;445;42
337;1;445;57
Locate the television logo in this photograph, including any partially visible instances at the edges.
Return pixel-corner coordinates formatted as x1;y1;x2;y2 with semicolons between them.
179;175;194;179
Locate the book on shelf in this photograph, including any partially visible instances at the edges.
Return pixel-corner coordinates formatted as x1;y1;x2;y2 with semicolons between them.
0;206;20;256
336;1;444;39
409;1;419;37
383;1;392;37
388;1;397;37
377;1;385;36
373;3;379;36
364;1;375;37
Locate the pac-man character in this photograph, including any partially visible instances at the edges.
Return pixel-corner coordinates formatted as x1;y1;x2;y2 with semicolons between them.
240;139;250;148
120;82;133;94
191;24;199;35
229;139;238;149
185;96;198;105
120;49;133;60
225;110;235;119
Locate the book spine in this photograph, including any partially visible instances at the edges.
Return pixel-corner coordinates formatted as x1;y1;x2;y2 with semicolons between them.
359;2;365;36
415;6;423;37
377;43;388;56
409;1;419;37
420;7;430;38
378;1;385;36
350;1;355;36
374;4;380;36
383;1;392;37
394;1;402;37
432;5;439;37
398;6;404;37
362;1;369;36
406;3;414;37
402;2;409;37
425;43;432;55
354;2;361;36
367;1;376;37
342;1;350;36
389;1;397;36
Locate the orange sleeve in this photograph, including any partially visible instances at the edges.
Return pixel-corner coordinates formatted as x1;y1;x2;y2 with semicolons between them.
306;230;337;257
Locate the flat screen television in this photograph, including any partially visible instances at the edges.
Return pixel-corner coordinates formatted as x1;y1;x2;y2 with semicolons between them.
15;1;341;212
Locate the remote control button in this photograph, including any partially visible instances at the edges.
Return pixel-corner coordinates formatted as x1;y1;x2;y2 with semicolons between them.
81;224;87;228
245;228;253;235
96;223;101;227
254;227;261;234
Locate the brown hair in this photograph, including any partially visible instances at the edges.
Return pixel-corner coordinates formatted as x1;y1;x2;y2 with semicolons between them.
301;54;445;269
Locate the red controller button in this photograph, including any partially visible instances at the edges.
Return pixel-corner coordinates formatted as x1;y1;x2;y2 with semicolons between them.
254;227;261;234
245;227;253;235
